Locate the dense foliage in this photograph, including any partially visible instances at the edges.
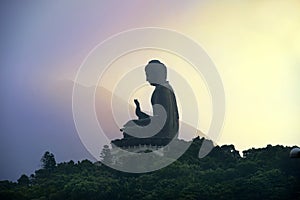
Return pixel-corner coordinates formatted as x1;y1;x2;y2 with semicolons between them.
0;137;299;200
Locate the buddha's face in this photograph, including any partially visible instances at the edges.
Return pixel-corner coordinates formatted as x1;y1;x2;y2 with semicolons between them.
145;69;157;85
145;65;166;86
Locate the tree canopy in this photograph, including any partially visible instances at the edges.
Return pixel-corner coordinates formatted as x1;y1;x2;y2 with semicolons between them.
0;137;299;200
41;151;56;170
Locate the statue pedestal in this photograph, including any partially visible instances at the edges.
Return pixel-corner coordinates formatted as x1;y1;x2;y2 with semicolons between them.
110;137;172;156
108;137;191;167
111;137;171;148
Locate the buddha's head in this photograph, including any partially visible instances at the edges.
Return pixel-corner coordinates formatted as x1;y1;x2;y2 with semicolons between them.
145;60;167;86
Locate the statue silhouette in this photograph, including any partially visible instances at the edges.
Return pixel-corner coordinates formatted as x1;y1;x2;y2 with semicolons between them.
121;60;179;142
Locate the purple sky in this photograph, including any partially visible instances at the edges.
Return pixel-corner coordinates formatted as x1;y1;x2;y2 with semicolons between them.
0;0;203;181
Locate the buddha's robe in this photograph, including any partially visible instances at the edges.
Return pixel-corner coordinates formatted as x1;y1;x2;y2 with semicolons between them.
129;81;179;139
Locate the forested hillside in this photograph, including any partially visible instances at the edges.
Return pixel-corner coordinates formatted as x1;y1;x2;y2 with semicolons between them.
1;137;299;200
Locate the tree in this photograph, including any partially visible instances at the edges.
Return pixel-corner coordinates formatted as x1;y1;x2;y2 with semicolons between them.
41;151;56;170
100;145;112;165
17;174;29;186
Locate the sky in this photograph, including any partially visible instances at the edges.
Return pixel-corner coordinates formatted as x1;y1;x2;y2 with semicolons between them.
0;0;299;180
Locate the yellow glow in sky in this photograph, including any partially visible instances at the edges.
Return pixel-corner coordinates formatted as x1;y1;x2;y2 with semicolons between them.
160;0;300;150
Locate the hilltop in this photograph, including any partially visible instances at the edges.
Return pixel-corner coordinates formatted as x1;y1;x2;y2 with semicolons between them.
0;137;299;200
